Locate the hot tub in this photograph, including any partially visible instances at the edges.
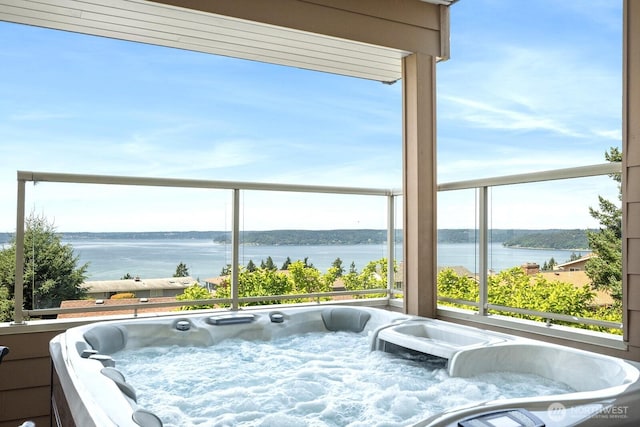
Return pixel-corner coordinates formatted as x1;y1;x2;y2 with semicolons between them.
50;305;640;426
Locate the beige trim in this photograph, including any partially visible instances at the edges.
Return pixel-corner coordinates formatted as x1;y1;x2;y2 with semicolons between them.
623;0;640;353
0;0;446;82
402;53;438;318
153;0;443;53
438;4;451;61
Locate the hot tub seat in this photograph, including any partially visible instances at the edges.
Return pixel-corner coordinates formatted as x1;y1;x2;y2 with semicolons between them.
375;319;505;359
449;343;638;392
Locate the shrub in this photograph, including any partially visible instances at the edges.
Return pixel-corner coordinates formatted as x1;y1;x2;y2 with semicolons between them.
111;292;135;299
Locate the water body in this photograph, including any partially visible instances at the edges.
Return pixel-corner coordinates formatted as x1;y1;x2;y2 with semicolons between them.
438;242;583;274
113;331;573;427
63;238;582;281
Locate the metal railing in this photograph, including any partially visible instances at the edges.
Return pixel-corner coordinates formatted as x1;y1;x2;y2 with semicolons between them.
12;170;402;324
9;163;623;336
437;162;623;332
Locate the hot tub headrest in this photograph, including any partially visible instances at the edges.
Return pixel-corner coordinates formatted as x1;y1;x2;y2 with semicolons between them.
84;325;127;354
101;367;137;402
321;308;371;333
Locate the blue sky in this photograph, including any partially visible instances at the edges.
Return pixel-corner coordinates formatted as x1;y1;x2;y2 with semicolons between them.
0;0;623;232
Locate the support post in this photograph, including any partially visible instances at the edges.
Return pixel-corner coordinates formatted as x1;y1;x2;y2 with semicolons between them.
387;194;395;296
13;177;26;324
231;189;240;311
402;53;438;317
478;186;489;316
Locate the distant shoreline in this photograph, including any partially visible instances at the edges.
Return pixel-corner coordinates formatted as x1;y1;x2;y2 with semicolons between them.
0;228;591;251
502;244;589;251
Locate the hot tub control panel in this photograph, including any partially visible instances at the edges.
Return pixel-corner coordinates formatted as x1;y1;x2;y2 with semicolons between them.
458;409;544;427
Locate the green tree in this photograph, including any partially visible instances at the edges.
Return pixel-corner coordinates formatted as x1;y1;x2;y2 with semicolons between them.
176;283;214;310
0;285;12;322
342;263;360;291
288;260;327;294
173;262;189;277
261;256;277;271
342;258;393;298
246;259;257;272
303;257;314;269
121;273;133;280
215;267;297;306
281;257;292;270
323;266;342;291
547;257;556;270
0;213;88;314
220;264;231;276
437;267;599;330
585;147;622;303
488;268;594;319
331;257;345;277
349;261;357;274
358;258;389;291
437;268;478;305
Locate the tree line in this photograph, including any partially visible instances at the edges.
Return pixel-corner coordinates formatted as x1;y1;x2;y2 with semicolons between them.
177;257;392;310
1;228;598;249
502;229;589;250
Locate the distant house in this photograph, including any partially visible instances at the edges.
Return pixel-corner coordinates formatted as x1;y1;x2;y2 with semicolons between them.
204;275;227;292
82;276;195;299
437;265;474;277
556;254;596;272
538;269;613;306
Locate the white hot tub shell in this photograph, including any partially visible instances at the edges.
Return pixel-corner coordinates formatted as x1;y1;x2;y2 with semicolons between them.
49;305;640;427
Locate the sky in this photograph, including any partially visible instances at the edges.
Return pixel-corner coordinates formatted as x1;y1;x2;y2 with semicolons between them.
0;0;623;232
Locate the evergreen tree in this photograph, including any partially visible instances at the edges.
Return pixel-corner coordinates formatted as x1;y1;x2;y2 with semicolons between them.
331;257;345;277
281;257;292;270
246;259;257;272
303;257;314;269
221;264;231;276
263;256;277;271
585;147;622;303
0;213;88;314
173;262;189;277
349;261;357;274
121;273;133;280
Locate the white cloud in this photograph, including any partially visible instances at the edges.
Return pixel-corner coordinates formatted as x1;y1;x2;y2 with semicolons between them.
593;129;622;141
440;95;585;137
8;111;73;121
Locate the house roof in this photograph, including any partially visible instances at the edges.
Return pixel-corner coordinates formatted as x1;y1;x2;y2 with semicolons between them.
556;253;596;268
58;297;181;318
437;265;474;277
83;276;195;293
538;270;613;306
